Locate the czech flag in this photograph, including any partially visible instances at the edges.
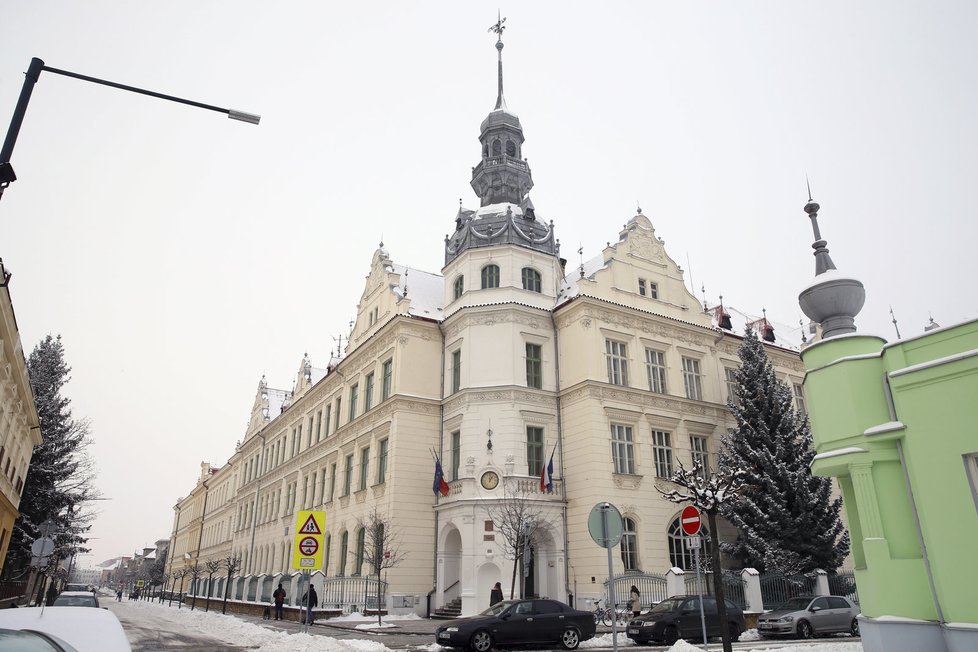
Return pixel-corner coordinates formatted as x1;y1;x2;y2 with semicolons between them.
539;449;555;493
433;459;450;496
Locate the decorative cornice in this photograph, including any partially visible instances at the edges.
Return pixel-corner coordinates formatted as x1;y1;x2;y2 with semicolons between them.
443;387;557;414
561;381;728;421
444;307;552;340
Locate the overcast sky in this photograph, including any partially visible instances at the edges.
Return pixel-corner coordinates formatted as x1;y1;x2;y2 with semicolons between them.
3;2;976;567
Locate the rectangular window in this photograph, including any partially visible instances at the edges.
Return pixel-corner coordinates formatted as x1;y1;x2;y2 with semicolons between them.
682;357;703;400
451;349;461;393
451;430;461;481
691;435;710;477
645;349;667;393
606;339;629;386
726;368;740;407
307;416;314;448
793;383;807;415
527;426;544;474
328;462;337;501
343;454;353;496
378;438;389;484
315;410;322;442
364;372;374;411
349;384;359;421
611;424;635;474
335;398;342;431
652;430;673;478
323;405;331;437
359;447;370;490
638;279;646;296
526;343;543;389
648;282;658;299
382;359;393;401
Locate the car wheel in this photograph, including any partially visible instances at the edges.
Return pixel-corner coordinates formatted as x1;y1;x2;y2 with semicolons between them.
797;620;814;639
851;617;860;637
470;629;493;652
560;627;581;650
728;622;740;642
662;626;679;646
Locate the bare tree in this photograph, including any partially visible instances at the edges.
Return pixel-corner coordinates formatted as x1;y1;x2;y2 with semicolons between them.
168;568;185;607
187;563;204;610
656;458;746;652
221;554;241;614
483;481;559;600
356;507;406;626
203;559;223;612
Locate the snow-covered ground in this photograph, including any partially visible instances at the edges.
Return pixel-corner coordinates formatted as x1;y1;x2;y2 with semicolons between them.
109;598;862;652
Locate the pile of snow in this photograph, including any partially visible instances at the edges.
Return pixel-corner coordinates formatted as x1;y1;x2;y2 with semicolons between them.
664;640;862;652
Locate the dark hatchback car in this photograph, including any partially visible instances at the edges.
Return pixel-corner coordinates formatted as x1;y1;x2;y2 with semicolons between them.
625;595;745;645
435;599;596;651
757;595;860;639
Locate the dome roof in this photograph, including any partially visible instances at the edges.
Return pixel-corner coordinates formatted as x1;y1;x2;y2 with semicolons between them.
480;108;522;135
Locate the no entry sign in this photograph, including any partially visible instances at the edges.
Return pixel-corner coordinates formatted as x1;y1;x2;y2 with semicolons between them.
681;505;702;536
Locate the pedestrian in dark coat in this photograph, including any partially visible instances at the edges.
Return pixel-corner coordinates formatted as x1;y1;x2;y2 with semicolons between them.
272;583;287;620
490;581;504;606
302;585;319;624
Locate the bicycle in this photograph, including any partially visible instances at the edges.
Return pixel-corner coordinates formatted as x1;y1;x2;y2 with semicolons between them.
591;599;632;627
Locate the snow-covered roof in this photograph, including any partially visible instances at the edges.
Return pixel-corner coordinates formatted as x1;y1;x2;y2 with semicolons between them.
266;387;290;416
309;367;328;385
556;252;609;303
713;304;809;353
390;263;444;320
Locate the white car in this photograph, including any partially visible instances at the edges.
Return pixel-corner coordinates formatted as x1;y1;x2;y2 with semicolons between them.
0;606;131;652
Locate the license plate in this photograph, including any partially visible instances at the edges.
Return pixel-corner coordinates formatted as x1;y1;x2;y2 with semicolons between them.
438;632;451;639
759;624;771;629
627;629;639;635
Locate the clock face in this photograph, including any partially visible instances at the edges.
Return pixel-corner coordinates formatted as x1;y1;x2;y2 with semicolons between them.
481;471;499;490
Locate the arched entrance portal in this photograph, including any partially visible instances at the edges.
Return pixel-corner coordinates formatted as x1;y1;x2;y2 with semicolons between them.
439;525;463;609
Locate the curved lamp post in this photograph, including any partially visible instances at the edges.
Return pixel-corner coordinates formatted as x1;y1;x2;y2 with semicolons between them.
0;57;260;200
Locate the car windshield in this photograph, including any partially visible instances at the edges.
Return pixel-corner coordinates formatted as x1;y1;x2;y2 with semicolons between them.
52;596;97;607
480;600;517;617
649;598;685;613
777;597;813;611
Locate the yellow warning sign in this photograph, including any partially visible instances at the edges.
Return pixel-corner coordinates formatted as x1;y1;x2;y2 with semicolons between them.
291;510;326;570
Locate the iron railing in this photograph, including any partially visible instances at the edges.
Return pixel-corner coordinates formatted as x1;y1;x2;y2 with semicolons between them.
603;572;669;610
759;573;816;609
682;571;747;610
828;570;859;604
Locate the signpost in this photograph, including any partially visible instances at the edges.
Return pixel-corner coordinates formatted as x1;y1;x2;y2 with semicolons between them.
292;510;326;632
588;503;624;652
681;505;709;651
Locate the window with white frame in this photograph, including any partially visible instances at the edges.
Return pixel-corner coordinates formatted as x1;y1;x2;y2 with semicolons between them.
377;439;389;484
668;517;710;570
450;349;461;393
343;454;353;496
522;267;542;292
364;372;374;411
638;279;647;296
359;446;370;490
682;357;703;400
652;430;673;478
451;430;461;481
793;383;807;415
646;348;667;393
527;426;544;475
606;339;629;386
381;359;393;401
611;423;635;474
725;367;740;407
453;275;464;300
690;435;710;477
526;343;543;389
481;264;500;289
349;384;359;421
621;517;639;571
648;282;658;299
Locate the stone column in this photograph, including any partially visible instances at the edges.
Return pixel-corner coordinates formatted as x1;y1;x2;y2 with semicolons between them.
666;567;685;597
741;568;763;613
814;569;830;596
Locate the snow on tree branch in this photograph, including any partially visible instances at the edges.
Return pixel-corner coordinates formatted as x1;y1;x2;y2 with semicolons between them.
655;458;746;513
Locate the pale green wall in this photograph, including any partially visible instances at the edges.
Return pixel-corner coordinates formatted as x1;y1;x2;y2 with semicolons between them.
802;320;978;626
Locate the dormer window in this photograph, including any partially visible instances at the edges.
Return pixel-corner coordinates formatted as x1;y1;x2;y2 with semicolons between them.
638;279;658;299
481;264;500;289
521;268;541;293
453;275;464;300
506;140;516;157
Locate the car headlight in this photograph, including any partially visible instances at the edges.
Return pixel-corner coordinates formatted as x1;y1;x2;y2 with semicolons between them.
777;616;794;623
445;627;459;632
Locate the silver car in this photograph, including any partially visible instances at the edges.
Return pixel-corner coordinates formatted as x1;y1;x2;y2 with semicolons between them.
757;595;860;639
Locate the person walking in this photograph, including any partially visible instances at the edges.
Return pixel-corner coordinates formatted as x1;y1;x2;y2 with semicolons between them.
630;585;641;617
302;584;318;625
490;581;504;606
272;583;287;620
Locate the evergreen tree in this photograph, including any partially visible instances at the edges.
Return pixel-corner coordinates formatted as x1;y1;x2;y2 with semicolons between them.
719;327;849;574
5;335;97;574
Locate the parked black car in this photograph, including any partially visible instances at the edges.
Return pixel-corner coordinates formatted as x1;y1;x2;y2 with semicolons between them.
625;595;745;645
756;595;860;639
435;599;596;651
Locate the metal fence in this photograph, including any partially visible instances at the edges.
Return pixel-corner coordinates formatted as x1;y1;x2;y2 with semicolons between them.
828;570;859;604
759;573;816;608
683;571;747;611
320;576;388;612
604;572;669;610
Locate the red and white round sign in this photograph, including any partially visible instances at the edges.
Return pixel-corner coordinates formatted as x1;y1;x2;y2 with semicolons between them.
681;505;702;536
299;536;319;556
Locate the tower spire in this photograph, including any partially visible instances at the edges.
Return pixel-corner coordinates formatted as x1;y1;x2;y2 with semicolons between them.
489;12;507;110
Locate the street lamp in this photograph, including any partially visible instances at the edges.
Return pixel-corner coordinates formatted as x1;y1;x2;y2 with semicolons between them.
0;57;260;199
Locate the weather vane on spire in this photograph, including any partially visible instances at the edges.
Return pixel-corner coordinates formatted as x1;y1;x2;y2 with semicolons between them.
489;12;508;110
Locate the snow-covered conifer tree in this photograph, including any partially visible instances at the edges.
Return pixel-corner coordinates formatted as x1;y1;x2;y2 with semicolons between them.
719;327;849;574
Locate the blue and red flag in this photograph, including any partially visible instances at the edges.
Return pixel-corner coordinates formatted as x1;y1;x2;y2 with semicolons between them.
433;458;450;496
539;446;555;493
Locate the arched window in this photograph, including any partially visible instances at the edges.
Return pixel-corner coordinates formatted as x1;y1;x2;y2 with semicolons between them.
453;275;464;300
621;517;639;571
492;140;502;156
667;516;710;571
483;143;489;158
506;140;516;157
339;531;348;576
521;268;541;293
481;264;500;289
355;528;366;576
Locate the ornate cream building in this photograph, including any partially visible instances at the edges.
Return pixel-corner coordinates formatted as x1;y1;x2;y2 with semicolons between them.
170;29;809;616
0;258;41;575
